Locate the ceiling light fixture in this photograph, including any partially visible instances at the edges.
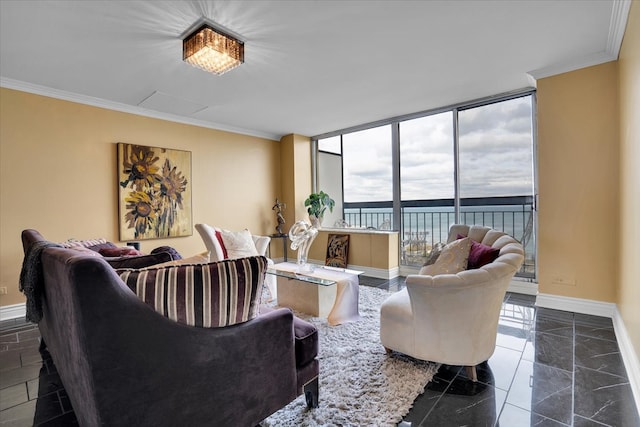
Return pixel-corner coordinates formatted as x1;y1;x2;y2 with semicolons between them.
183;23;244;75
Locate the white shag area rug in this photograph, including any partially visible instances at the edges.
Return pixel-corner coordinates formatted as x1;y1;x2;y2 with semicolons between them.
262;285;439;427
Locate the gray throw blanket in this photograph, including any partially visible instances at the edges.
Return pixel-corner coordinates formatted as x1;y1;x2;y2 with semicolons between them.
19;240;61;323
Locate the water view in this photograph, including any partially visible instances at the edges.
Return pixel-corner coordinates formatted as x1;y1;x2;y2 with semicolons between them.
343;199;535;278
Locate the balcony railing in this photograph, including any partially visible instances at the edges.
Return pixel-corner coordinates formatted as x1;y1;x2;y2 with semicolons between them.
343;196;535;278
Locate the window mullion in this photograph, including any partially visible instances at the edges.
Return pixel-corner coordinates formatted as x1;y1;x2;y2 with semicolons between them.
391;123;401;231
453;108;460;223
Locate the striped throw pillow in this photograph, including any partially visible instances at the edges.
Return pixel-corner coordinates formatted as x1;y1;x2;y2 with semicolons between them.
117;256;267;328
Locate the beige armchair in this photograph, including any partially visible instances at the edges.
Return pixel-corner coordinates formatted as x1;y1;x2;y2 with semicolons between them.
195;223;277;301
380;224;524;381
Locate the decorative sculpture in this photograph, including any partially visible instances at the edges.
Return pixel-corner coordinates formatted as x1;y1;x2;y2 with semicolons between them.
289;220;318;273
272;198;286;235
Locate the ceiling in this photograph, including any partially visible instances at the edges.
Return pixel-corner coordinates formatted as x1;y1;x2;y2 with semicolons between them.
0;1;630;140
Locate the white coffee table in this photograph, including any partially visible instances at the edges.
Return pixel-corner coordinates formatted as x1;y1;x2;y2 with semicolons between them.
268;262;363;326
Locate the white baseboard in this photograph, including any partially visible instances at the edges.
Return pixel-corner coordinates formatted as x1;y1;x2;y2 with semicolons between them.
535;293;617;317
0;303;26;321
536;293;640;416
508;279;538;295
350;265;400;279
613;309;640;418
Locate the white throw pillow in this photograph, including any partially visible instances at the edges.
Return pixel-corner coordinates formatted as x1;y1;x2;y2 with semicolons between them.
418;237;472;275
220;229;260;259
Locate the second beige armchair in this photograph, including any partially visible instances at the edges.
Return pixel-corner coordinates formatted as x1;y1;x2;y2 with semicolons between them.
380;224;524;381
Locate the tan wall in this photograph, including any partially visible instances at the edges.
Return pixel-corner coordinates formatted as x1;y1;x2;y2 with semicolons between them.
278;134;312;260
618;1;640;364
0;88;280;306
537;62;619;302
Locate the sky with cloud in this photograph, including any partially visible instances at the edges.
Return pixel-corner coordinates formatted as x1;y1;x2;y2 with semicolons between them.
321;95;534;203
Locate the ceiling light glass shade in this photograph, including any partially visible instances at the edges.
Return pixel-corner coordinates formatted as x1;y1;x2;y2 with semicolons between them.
183;24;244;75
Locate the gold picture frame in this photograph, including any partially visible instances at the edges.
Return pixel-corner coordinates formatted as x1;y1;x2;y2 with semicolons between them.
117;143;192;241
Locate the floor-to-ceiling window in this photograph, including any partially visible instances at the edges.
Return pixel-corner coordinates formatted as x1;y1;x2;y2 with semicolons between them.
319;125;395;229
399;112;455;264
315;90;536;278
458;96;535;276
343;125;393;204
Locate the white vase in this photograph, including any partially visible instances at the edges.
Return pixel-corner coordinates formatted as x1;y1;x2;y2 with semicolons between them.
309;215;323;228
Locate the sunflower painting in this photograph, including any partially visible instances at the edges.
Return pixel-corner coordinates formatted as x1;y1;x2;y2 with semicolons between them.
117;143;192;240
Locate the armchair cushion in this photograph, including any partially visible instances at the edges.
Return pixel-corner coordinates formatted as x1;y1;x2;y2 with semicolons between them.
196;224;264;261
117;256;267;328
215;229;228;258
419;237;471;275
422;242;445;266
220;229;260;259
468;240;500;269
195;223;277;302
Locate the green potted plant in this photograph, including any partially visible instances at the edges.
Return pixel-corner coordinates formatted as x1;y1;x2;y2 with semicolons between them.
304;191;335;227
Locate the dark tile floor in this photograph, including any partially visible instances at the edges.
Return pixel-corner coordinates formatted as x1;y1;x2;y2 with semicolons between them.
1;277;639;426
360;276;639;427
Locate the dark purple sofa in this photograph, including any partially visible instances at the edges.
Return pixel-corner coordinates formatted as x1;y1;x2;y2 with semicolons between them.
21;229;319;426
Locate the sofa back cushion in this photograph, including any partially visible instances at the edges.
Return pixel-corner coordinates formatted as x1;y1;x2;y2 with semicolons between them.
98;247;143;257
106;252;174;269
59;238;113;249
117;256;267;328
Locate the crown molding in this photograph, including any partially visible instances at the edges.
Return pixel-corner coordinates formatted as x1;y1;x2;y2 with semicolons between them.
607;0;632;58
0;77;280;141
526;50;616;80
527;0;631;81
